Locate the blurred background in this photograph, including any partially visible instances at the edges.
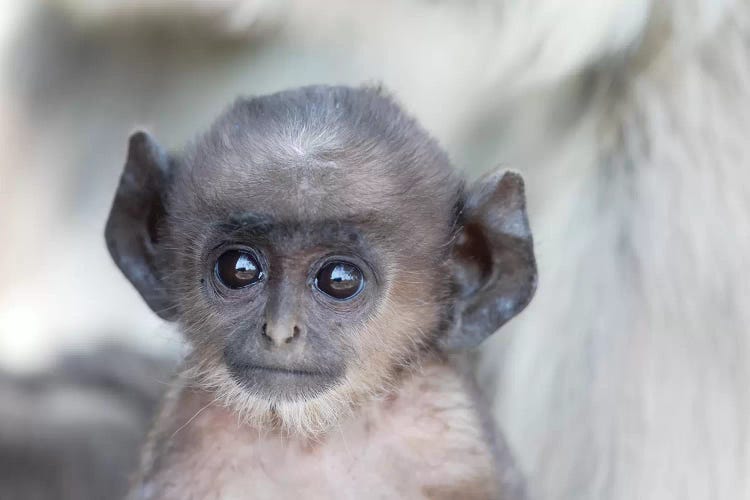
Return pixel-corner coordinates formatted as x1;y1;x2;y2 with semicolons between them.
0;1;748;499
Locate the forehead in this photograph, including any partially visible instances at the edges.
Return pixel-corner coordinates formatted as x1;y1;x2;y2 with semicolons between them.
181;154;407;223
169;87;463;244
169;155;457;262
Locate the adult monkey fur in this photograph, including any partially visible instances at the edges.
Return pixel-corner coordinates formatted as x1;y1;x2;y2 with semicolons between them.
105;85;537;499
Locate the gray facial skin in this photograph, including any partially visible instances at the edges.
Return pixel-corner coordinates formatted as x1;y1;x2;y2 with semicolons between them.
105;84;536;406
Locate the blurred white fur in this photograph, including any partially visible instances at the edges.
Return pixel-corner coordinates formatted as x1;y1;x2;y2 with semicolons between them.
484;2;750;499
1;1;748;498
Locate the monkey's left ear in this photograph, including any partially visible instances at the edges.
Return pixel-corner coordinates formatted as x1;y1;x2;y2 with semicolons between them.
441;170;537;350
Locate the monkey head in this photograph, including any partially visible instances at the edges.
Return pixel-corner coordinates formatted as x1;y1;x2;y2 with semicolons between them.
105;86;536;435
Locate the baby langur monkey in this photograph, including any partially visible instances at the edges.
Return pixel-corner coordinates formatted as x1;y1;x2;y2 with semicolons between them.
106;85;537;499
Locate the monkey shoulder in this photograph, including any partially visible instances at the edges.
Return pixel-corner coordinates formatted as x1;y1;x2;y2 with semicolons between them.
130;362;518;500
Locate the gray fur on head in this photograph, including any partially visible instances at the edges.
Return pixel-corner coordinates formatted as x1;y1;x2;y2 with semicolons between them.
105;84;537;435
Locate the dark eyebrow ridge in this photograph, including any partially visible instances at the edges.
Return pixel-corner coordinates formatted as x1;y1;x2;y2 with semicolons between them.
218;211;390;234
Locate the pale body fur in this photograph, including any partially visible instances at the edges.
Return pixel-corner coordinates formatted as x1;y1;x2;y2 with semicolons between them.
131;360;516;500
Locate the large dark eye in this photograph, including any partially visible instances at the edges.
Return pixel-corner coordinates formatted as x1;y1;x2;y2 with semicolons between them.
315;262;364;300
215;250;263;289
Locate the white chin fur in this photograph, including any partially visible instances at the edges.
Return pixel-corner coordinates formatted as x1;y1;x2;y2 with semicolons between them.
185;363;362;438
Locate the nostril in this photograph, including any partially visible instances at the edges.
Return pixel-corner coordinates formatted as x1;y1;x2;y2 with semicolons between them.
285;325;301;344
261;323;268;338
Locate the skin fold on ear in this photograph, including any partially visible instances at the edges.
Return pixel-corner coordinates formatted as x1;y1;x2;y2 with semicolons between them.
104;131;176;320
441;170;537;350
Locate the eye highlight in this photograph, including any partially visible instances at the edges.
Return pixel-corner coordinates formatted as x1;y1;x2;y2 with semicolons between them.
215;250;263;289
315;262;364;300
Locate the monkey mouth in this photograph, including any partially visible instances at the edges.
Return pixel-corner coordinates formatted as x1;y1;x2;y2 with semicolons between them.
226;362;342;400
241;364;327;377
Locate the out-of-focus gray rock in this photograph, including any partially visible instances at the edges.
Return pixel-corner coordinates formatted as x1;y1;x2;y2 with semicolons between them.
0;344;176;500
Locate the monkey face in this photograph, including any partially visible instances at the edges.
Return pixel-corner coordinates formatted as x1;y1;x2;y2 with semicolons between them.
105;86;537;434
186;219;387;402
162;165;455;413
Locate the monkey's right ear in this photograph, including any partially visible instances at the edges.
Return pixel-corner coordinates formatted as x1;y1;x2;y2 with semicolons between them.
105;131;177;321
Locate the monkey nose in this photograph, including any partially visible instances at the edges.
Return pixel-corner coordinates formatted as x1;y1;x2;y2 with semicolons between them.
261;322;302;347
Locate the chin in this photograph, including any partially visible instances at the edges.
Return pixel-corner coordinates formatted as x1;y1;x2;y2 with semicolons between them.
190;362;362;437
226;362;344;402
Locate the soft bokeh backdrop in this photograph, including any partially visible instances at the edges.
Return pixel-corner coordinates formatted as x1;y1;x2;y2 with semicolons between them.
0;0;652;370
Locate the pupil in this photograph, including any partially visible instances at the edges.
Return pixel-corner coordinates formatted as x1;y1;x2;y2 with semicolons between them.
216;250;261;289
316;262;363;300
